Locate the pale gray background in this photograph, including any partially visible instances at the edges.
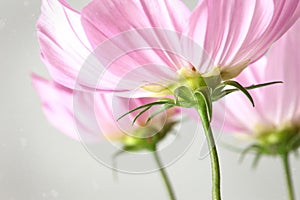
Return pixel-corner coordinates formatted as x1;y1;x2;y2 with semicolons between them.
1;0;299;199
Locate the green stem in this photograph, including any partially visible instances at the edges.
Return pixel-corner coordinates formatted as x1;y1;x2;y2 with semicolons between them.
153;150;176;200
281;153;295;200
197;107;222;200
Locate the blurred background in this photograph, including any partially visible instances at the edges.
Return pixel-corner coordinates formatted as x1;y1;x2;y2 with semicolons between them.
0;0;299;199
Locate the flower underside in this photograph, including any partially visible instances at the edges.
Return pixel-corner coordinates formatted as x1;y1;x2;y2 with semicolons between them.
117;66;283;153
248;123;300;153
112;120;178;166
239;123;300;168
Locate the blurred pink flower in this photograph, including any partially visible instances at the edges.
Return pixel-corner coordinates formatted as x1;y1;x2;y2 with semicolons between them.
37;0;300;94
32;74;119;141
217;20;300;143
32;74;176;142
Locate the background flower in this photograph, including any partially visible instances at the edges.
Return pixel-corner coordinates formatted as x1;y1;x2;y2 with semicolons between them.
219;20;300;142
32;74;177;143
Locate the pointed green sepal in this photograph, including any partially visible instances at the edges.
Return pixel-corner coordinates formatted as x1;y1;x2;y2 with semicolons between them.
117;98;173;122
252;153;262;169
212;81;283;102
222;80;255;107
245;81;283;90
194;89;213;122
131;106;152;125
146;104;175;124
174;86;197;108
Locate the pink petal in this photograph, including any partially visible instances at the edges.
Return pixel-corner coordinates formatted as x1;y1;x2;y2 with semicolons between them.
81;0;190;48
31;74;122;142
262;20;300;125
186;0;300;78
218;58;270;134
79;0;194;94
96;49;179;96
37;0;97;89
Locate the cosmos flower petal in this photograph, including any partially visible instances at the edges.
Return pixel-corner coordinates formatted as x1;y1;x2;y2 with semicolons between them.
31;74;122;141
262;20;300;125
219;58;270;134
186;0;300;79
81;0;190;48
77;0;193;93
37;0;97;89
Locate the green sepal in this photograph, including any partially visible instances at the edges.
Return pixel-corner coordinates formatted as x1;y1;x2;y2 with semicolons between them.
224;81;283;94
117;98;174;122
195;88;213;122
174;86;197;108
131;106;151;125
212;84;226;100
211;90;231;101
222;80;255;107
252;153;262;169
112;121;177;179
238;130;300;169
115;121;178;157
239;144;258;163
245;81;283;90
146;104;175;124
212;81;282;102
294;149;299;158
288;134;300;151
239;144;264;168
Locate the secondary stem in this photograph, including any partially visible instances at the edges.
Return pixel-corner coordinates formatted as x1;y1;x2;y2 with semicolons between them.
197;107;222;200
281;153;295;200
153;150;176;200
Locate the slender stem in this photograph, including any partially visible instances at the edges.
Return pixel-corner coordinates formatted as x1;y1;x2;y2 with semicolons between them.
281;153;295;200
197;107;221;200
153;150;176;200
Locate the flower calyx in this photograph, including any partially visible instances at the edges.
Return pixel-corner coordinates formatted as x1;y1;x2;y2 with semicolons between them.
240;124;300;168
112;120;178;165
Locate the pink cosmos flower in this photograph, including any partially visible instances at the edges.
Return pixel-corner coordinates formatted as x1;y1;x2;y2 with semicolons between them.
218;19;300;145
35;1;300;198
37;0;300;95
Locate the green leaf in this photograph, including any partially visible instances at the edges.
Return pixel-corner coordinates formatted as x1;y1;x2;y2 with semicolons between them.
223;80;255;107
